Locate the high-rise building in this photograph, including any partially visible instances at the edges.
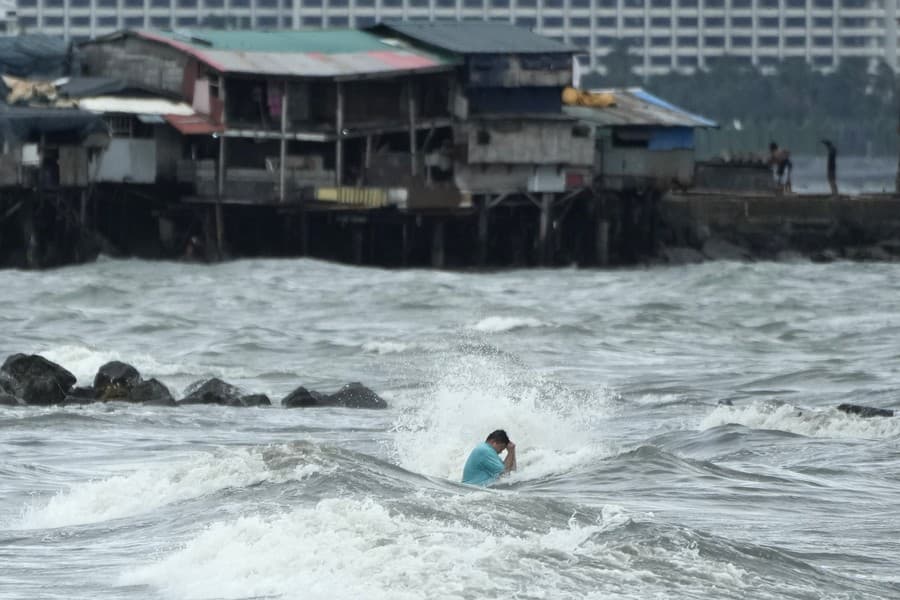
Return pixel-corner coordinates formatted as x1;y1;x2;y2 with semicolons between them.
0;0;17;34
12;0;900;74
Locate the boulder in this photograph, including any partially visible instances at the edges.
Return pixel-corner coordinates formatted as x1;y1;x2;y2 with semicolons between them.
282;386;326;408
94;361;141;400
837;403;894;418
62;386;99;405
240;394;272;407
178;378;244;406
701;238;753;262
129;379;176;406
1;354;76;405
327;382;388;409
0;391;19;406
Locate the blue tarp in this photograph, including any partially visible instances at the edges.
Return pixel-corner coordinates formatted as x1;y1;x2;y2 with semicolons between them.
648;127;695;150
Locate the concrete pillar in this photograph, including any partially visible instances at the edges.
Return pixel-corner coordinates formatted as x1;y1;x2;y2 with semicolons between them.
431;220;445;269
539;192;553;266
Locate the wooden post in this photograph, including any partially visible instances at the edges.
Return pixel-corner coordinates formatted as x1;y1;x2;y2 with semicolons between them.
299;208;309;256
407;78;417;177
352;226;364;265
539;192;552;266
279;80;288;203
364;134;372;185
431;220;445;269
596;219;609;266
79;189;88;229
216;75;227;260
335;81;344;186
401;220;410;267
477;195;489;266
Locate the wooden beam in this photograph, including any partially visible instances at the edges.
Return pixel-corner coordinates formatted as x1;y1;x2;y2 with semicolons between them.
279;80;288;203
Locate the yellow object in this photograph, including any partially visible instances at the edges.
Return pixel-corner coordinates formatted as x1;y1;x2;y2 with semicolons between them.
561;86;616;108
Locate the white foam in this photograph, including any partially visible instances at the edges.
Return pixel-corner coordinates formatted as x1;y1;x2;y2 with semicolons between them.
391;353;616;483
119;497;611;600
469;315;545;333
36;344;186;389
700;401;900;439
11;447;311;530
361;340;415;354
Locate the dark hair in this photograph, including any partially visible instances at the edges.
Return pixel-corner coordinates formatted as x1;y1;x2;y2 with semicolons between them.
769;142;778;151
486;429;510;444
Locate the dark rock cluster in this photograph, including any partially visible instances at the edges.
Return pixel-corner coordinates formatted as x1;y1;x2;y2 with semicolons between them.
0;354;387;410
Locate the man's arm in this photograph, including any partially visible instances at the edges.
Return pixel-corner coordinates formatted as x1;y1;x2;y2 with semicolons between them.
504;441;517;473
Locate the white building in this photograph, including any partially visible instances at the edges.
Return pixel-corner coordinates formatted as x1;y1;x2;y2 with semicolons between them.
12;0;900;73
0;0;17;34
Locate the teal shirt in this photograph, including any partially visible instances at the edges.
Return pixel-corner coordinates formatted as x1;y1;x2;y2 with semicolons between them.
462;442;505;486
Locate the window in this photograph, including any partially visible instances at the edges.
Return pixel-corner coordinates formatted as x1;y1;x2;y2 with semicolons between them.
231;0;249;6
357;0;375;5
651;55;670;66
177;16;198;26
623;0;644;6
624;17;642;28
517;0;536;5
463;0;482;7
20;16;37;27
493;0;510;6
151;0;170;6
677;36;697;45
544;0;563;7
813;36;832;46
732;0;751;6
595;35;614;46
258;0;278;6
330;16;349;26
841;36;867;47
841;0;866;7
45;16;64;26
678;17;697;28
205;0;224;6
124;16;144;27
543;17;563;27
258;16;277;27
705;36;725;47
786;0;805;7
814;0;832;6
679;0;696;6
732;36;752;47
355;16;376;26
149;16;169;27
571;0;590;6
813;17;833;28
760;0;778;7
705;17;724;27
302;16;322;25
571;36;590;48
516;16;537;28
304;0;323;5
706;0;724;6
759;56;778;67
44;0;63;6
678;56;698;67
651;0;670;5
70;0;90;6
813;56;833;67
178;0;197;6
785;17;805;28
571;17;589;27
785;36;805;47
760;17;779;29
758;36;778;46
596;17;615;28
841;18;867;28
99;16;119;26
598;0;615;6
17;0;35;6
651;17;670;27
383;0;403;6
731;16;751;27
651;36;669;47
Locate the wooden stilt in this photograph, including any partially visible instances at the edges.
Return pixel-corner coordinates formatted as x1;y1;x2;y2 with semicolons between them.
279;81;288;202
407;78;417;177
477;195;489;267
352;226;364;265
597;219;610;266
299;208;309;256
401;220;410;267
539;192;552;266
431;220;445;269
214;202;224;260
335;82;344;186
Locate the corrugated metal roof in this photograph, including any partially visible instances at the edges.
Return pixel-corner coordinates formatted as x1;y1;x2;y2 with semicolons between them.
78;96;194;116
373;21;577;55
135;29;458;78
165;113;223;135
564;88;718;128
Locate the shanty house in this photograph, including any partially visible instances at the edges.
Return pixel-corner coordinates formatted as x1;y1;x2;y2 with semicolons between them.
371;21;593;197
79;29;459;205
563;88;718;191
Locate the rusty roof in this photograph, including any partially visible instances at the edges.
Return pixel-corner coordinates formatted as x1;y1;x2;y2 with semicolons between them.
564;88;718;128
373;21;577;55
131;29;458;79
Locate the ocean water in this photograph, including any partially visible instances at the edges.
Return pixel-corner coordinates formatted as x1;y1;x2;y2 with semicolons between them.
1;257;899;600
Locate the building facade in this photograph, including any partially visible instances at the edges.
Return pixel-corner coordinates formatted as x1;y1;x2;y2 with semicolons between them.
12;0;900;74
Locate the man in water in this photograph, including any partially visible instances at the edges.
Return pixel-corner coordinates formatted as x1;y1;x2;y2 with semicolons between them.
821;139;838;196
462;429;517;486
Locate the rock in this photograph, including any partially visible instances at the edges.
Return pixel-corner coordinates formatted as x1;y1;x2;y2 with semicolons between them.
62;386;99;405
701;238;753;262
327;382;388;409
811;248;840;263
94;361;141;400
129;379;175;406
0;392;20;406
774;249;806;263
1;354;76;405
282;386;326;408
240;394;272;407
837;403;894;418
846;245;894;262
178;378;244;406
660;246;705;265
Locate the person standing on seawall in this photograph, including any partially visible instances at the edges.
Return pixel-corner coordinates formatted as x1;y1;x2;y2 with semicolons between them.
821;139;838;196
462;429;517;486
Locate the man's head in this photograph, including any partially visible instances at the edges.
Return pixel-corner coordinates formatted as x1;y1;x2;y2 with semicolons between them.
486;429;510;453
769;142;778;152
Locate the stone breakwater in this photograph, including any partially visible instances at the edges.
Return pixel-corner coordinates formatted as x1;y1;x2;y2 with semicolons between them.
0;354;387;409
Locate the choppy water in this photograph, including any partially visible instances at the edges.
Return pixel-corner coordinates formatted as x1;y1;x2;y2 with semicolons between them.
1;257;899;600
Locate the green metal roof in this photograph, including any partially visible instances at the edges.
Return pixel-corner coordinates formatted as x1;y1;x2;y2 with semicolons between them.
153;29;405;54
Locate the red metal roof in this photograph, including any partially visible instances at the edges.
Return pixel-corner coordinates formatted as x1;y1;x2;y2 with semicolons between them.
165;113;223;135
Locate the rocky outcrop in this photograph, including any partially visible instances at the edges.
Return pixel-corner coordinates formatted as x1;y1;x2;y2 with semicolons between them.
837;403;894;418
93;361;142;400
179;378;245;406
282;386;327;408
63;386;100;405
240;394;272;407
0;391;19;405
128;379;175;406
327;382;388;409
1;354;76;405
